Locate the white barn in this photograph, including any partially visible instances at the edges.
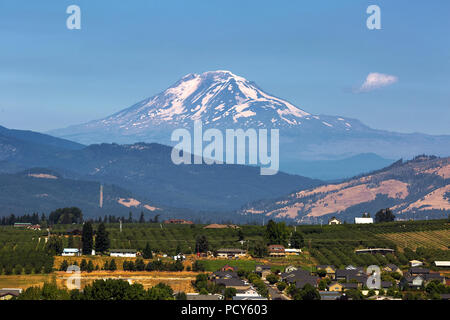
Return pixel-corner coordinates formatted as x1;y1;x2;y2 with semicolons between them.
110;249;137;257
62;248;80;256
354;217;374;224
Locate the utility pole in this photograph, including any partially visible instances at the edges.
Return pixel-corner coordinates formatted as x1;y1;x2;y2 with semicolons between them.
99;184;103;208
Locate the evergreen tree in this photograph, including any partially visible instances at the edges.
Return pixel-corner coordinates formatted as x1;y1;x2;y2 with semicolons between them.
80;259;87;272
195;235;209;253
87;260;94;273
139;212;145;223
109;259;117;271
60;260;69;271
143;243;153;259
375;208;396;223
290;231;304;248
82;222;94;255
95;223;110;253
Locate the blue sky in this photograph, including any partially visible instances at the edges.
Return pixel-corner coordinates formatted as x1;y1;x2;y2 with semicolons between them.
0;0;449;134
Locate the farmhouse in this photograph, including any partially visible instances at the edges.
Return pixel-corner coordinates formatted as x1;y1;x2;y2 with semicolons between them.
216;248;246;258
110;249;137;257
62;248;81;256
328;217;341;225
268;244;285;257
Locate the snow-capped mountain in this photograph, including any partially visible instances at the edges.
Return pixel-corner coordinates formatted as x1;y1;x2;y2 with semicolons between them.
50;70;450;170
51;70;365;141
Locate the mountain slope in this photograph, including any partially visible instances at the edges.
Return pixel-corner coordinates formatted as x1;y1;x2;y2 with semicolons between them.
0;168;161;217
49;71;450;170
241;155;450;222
0;134;321;211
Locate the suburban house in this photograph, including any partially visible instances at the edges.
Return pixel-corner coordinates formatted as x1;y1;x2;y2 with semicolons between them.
424;273;446;284
285;248;302;255
434;261;450;268
409;267;430;276
110;249;137;257
62;248;81;256
401;275;424;289
186;293;223;300
210;271;239;280
335;269;367;286
381;281;394;290
316;265;336;278
281;269;319;289
0;288;22;300
345;265;364;273
268;244;286;257
163;219;193;224
13;223;31;228
383;264;403;275
294;275;319;289
284;265;298;273
328;217;341;225
409;260;423;267
328;282;344;292
216;248;246;259
233;288;267;300
255;265;271;280
281;269;311;282
342;282;359;290
354;217;374;224
213;278;250;291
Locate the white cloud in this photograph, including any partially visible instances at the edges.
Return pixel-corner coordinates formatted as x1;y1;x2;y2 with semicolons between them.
356;72;398;93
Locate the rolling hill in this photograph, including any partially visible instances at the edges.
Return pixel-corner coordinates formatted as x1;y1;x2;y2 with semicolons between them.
240;155;450;222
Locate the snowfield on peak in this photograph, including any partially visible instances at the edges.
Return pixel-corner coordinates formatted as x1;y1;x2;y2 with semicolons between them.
99;70;313;129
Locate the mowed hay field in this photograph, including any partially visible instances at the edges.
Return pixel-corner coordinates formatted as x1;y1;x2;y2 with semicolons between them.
379;229;450;250
0;274;57;290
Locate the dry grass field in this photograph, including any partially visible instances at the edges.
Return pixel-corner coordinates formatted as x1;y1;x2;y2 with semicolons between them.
0;271;198;293
379;229;450;250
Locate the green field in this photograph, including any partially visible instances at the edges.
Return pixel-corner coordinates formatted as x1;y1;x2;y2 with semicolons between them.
1;219;448;277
